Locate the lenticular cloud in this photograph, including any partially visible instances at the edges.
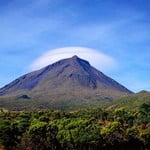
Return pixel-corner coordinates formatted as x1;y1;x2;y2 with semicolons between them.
30;47;117;72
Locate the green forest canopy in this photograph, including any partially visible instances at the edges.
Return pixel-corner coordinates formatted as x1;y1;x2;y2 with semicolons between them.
0;102;149;150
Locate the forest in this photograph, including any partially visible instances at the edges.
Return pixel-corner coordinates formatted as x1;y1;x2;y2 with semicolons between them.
0;103;149;150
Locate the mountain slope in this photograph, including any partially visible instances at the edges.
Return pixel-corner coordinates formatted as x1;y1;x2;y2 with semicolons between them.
0;56;132;110
106;91;150;110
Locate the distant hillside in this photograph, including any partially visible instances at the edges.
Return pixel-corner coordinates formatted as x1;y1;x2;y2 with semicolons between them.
106;91;150;110
0;56;132;110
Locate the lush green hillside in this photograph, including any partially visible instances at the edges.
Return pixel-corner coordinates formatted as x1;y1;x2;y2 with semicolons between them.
0;103;149;150
105;91;150;110
0;95;109;110
0;91;150;111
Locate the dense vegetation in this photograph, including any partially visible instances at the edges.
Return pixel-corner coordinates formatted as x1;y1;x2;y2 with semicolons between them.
0;103;149;150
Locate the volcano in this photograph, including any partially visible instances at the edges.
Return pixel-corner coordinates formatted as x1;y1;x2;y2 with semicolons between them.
0;56;133;109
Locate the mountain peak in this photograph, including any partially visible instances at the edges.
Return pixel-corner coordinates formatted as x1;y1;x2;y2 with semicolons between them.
70;55;83;62
69;55;80;62
71;55;79;59
68;55;90;66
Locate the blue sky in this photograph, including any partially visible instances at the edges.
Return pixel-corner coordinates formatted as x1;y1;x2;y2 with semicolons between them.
0;0;150;92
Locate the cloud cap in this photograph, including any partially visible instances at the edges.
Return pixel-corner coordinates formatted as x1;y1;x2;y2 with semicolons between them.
30;47;117;72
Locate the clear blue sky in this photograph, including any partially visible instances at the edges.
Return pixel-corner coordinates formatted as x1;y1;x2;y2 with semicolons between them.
0;0;150;92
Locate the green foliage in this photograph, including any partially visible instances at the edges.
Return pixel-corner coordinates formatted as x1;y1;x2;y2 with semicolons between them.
0;119;18;149
100;121;123;146
112;107;135;127
28;121;48;141
0;103;149;150
125;126;139;139
101;121;121;135
54;118;100;148
140;127;150;148
138;103;150;124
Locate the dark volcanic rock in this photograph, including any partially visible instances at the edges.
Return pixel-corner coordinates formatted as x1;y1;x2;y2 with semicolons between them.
17;95;30;99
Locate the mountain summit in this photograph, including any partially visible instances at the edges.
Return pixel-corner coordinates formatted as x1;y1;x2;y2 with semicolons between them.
0;56;132;109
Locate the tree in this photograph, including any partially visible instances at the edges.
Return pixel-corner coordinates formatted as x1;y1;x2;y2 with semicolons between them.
140;127;150;149
113;108;134;127
100;121;122;148
138;103;150;124
50;118;101;150
0;119;17;149
27;121;48;150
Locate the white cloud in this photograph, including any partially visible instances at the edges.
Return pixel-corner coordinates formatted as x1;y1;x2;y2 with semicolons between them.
30;47;117;72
